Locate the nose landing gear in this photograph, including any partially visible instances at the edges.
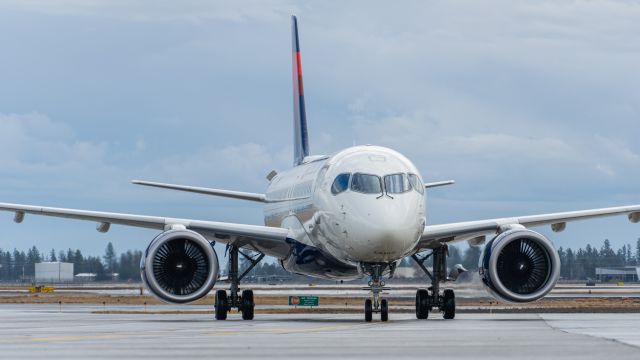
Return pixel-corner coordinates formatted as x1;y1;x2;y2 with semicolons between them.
362;263;390;322
412;245;457;320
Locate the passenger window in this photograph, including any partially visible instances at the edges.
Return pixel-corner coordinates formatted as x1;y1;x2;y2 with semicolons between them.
408;174;424;194
384;173;411;194
351;173;383;194
331;173;350;195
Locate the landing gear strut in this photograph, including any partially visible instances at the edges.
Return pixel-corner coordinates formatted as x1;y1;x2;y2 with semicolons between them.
412;245;456;320
215;245;264;320
362;263;390;322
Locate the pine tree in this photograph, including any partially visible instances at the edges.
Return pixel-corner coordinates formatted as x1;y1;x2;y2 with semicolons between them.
565;248;575;279
74;249;84;273
103;242;117;273
49;249;57;262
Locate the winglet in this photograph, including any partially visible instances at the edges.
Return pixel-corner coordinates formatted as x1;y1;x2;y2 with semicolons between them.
292;15;309;166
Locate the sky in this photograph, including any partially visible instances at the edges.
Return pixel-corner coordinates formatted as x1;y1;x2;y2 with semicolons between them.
0;0;639;260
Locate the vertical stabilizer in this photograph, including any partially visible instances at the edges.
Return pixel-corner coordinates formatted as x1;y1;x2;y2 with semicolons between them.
292;15;309;166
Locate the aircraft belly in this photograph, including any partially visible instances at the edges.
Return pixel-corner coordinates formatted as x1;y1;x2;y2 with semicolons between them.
280;239;361;280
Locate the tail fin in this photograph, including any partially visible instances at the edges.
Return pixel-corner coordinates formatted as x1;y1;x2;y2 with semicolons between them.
292;15;309;166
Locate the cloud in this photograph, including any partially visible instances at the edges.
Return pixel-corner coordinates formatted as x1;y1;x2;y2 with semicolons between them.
0;113;107;172
0;113;290;204
142;142;289;190
0;0;300;24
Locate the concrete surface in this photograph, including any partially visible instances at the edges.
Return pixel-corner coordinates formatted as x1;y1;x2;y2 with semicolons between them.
0;305;638;359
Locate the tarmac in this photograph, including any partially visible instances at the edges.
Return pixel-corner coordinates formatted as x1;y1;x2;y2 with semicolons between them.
0;304;638;359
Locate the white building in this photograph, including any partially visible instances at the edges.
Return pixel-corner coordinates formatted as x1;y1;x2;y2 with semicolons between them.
35;262;74;283
595;266;640;282
74;273;97;282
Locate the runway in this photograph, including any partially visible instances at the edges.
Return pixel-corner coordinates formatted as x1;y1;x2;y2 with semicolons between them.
0;305;638;359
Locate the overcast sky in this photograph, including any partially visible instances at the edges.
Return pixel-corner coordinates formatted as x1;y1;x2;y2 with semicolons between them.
0;0;639;258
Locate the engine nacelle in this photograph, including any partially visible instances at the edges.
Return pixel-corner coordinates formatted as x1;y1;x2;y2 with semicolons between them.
141;229;219;303
479;228;560;303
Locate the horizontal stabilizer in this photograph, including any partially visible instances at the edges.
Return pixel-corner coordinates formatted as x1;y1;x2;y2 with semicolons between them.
131;180;266;203
424;180;455;189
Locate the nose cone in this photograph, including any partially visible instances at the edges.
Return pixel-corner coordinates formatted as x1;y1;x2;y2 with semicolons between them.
342;196;424;262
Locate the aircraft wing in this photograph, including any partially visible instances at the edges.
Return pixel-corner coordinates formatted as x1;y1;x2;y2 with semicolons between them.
417;204;640;250
0;202;292;258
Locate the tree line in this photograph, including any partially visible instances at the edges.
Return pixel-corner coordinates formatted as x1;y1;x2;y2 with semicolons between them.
1;238;638;283
0;242;142;282
400;238;640;280
556;239;640;280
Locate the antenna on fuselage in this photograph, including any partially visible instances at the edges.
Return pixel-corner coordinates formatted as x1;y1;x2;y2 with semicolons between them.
292;15;309;166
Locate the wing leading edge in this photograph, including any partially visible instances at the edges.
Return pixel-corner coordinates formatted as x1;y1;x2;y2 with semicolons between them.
0;202;292;259
418;204;640;250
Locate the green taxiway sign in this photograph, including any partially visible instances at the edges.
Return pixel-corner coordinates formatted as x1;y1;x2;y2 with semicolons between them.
288;295;319;307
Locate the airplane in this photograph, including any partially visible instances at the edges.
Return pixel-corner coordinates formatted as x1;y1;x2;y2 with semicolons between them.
2;15;639;322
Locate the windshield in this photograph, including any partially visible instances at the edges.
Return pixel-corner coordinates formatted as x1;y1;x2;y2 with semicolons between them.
331;173;350;195
351;173;383;194
384;173;411;194
408;174;424;194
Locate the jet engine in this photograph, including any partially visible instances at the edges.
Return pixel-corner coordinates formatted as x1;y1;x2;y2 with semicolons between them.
141;229;219;303
479;228;560;303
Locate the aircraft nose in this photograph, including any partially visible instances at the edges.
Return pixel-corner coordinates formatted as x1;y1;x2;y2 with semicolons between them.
344;197;424;262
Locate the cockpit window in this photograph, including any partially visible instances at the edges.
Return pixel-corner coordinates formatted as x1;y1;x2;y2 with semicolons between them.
351;173;383;194
384;173;411;194
331;173;350;195
408;174;424;194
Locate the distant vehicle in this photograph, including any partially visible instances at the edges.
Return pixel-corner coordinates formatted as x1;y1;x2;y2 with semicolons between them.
2;16;639;322
586;279;596;286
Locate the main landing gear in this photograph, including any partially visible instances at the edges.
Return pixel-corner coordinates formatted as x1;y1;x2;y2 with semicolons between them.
215;245;264;320
362;264;391;322
412;245;458;320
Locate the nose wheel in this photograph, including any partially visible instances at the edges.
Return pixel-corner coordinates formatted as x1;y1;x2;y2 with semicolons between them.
363;263;390;322
363;297;389;322
364;298;372;322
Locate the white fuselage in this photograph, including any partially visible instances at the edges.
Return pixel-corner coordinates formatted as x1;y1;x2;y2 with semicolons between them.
264;145;426;271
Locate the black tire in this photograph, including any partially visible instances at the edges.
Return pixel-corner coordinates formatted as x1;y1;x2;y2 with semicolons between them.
215;290;228;320
380;299;389;322
415;289;429;319
364;298;373;322
443;289;455;320
241;289;255;320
